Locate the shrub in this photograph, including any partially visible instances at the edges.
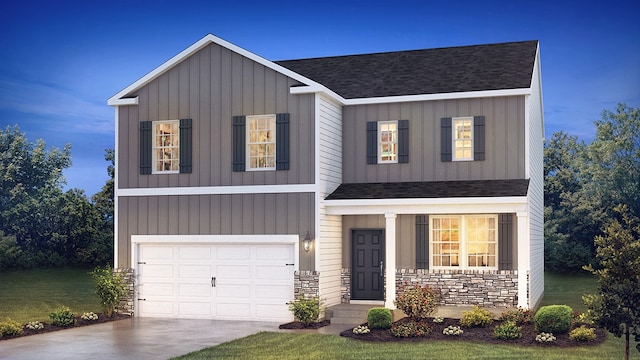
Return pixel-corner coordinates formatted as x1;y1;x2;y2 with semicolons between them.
534;305;573;334
390;320;432;337
493;321;522;340
91;265;127;317
394;283;440;320
459;306;493;328
352;325;370;334
50;306;76;327
288;297;320;326
0;318;23;337
569;325;597;342
536;332;557;343
367;307;392;329
443;325;463;336
499;307;534;325
25;321;44;331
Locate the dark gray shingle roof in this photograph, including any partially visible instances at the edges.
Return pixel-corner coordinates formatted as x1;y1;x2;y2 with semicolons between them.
276;40;538;99
325;179;530;200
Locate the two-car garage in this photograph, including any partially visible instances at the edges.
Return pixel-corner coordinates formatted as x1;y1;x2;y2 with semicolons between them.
132;235;297;322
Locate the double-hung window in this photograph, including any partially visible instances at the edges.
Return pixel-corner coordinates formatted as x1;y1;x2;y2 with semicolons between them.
153;120;180;173
246;114;276;171
378;121;398;163
453;117;473;161
431;215;497;269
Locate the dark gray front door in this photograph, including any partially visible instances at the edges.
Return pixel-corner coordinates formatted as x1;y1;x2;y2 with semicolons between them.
351;230;384;300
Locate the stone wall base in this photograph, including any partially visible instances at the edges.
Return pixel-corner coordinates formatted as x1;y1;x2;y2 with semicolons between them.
294;270;320;299
113;268;135;315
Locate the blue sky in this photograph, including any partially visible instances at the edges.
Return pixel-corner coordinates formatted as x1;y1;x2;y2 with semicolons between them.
1;0;638;196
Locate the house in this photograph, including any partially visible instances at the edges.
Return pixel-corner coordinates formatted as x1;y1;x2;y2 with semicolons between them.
107;34;544;322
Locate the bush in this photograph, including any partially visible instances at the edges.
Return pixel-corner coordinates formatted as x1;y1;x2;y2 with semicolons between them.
390;320;432;337
367;307;392;329
499;307;534;325
288;297;320;326
460;306;493;328
49;306;76;327
569;325;597;342
0;318;23;337
394;283;440;320
534;305;573;334
91;265;127;317
493;321;522;340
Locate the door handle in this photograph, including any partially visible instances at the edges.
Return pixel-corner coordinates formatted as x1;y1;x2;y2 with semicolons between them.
380;261;384;277
211;277;216;287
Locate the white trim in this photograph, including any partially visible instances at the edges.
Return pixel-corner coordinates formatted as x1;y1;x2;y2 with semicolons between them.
152;120;180;175
113;107;120;268
452;117;474;161
384;213;397;309
378;120;398;164
516;211;530;308
524;96;531;179
245;114;276;171
325;197;527;215
108;97;138;106
314;94;321;271
342;88;531;106
117;183;316;197
131;234;299;246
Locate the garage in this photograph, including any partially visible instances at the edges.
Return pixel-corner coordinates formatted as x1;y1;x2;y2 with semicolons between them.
133;236;297;322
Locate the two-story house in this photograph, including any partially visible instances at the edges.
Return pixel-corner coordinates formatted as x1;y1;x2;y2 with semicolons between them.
108;34;544;322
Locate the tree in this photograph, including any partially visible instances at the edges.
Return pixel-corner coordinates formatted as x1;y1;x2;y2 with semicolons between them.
88;149;115;265
584;205;640;360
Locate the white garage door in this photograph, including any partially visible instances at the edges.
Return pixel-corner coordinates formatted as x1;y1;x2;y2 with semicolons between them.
137;243;294;322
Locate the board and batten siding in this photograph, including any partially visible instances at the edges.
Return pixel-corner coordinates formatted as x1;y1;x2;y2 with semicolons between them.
341;96;526;183
117;193;315;270
117;42;315;189
527;47;545;309
317;95;344;307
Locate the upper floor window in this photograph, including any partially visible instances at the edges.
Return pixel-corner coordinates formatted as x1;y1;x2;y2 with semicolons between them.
246;115;276;171
453;117;473;161
378;121;398;163
430;215;497;270
153;120;180;173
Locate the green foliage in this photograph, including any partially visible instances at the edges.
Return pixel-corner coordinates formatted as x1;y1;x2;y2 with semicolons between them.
0;230;22;271
394;283;440;320
288;297;320;326
367;307;392;329
390;320;432;337
499;307;534;325
91;265;126;317
459;306;493;328
493;321;522;340
49;306;76;327
534;305;573;334
569;325;597;342
0;317;23;337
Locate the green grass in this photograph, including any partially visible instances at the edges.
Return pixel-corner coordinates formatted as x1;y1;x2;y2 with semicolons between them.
173;271;639;360
0;267;101;323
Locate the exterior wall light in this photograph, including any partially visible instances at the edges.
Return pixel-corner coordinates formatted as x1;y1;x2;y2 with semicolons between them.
303;231;312;252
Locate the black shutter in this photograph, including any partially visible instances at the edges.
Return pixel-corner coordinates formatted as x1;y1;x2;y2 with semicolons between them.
474;115;485;161
139;121;152;175
232;115;246;172
440;117;452;162
179;118;192;173
499;214;513;270
416;215;429;269
366;121;377;164
398;119;409;163
276;113;290;170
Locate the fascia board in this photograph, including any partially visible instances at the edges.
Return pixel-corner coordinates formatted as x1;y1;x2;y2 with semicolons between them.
342;88;531;106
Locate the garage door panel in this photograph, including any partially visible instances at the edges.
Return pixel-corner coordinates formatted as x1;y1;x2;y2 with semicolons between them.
216;284;251;298
217;302;251;318
216;265;250;278
178;284;211;297
255;265;290;280
178;302;212;317
179;246;212;260
216;246;251;260
178;264;211;278
256;304;290;319
139;264;174;278
139;300;174;316
140;282;174;296
140;246;175;259
256;245;292;260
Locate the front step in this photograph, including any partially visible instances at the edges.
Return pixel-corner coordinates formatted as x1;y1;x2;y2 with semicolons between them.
326;304;374;324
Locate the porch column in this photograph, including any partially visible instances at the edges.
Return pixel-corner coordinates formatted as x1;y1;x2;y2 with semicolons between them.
385;212;397;309
516;211;529;308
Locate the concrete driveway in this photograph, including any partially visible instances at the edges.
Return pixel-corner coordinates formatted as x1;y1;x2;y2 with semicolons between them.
1;317;283;360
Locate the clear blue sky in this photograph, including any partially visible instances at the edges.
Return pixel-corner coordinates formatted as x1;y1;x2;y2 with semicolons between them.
1;0;638;196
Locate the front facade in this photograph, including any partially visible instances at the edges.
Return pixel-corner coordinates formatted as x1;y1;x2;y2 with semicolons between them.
108;34;544;322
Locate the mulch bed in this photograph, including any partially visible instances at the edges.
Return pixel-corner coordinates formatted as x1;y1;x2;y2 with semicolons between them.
279;319;331;329
339;317;606;348
1;312;131;341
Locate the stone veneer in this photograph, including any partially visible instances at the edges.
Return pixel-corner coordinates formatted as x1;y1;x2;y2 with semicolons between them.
294;270;320;299
340;268;519;307
114;268;135;315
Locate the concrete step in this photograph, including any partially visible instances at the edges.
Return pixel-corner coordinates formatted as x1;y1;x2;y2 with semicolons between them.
326;304;375;325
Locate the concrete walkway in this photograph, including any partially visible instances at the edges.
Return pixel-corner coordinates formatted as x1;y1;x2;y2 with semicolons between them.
1;317;357;360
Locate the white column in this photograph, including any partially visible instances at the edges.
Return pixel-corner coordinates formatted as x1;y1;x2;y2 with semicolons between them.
385;212;397;309
516;211;530;308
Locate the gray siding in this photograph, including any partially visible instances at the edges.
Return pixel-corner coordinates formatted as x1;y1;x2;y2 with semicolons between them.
117;42;315;189
342;97;526;183
118;193;315;270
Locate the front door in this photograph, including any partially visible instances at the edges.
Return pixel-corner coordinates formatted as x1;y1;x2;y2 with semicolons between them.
351;230;384;300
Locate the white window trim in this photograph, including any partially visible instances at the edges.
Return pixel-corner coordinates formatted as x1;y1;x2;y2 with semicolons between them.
452;116;474;161
246;114;276;171
152;120;180;174
429;214;498;271
378;120;398;164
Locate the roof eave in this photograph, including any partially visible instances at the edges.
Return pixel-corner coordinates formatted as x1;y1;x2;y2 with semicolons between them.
342;88;531;106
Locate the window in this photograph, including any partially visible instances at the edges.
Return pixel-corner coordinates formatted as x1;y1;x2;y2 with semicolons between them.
246;114;276;170
431;215;497;269
379;121;398;163
153;120;180;173
453;117;473;161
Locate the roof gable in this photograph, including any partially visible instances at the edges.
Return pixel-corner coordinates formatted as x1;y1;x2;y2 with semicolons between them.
276;41;538;99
